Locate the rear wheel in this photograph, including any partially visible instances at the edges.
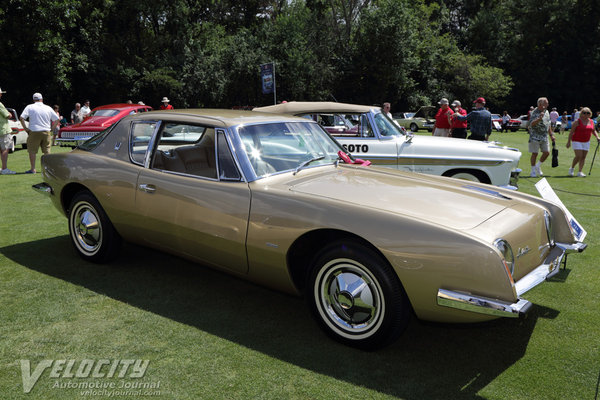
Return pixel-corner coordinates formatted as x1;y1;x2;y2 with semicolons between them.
307;240;411;350
68;191;122;263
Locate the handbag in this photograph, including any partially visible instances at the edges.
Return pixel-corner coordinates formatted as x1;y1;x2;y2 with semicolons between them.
551;140;559;167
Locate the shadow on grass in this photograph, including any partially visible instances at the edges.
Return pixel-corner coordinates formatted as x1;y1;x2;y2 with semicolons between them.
2;236;558;400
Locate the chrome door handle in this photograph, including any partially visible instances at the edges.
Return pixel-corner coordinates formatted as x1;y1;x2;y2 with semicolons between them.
138;184;156;193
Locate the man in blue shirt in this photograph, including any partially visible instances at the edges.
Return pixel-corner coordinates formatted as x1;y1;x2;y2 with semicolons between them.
453;97;492;141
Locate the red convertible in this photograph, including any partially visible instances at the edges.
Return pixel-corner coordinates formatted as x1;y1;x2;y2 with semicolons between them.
58;103;153;146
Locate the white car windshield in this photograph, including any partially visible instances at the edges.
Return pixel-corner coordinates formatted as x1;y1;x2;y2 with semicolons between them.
237;122;343;178
374;112;406;137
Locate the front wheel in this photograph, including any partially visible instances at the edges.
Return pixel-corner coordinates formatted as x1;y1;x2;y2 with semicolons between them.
307;240;411;350
448;171;481;182
410;123;418;132
68;191;122;263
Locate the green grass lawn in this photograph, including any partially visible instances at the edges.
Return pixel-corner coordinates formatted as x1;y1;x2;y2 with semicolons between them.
1;134;599;400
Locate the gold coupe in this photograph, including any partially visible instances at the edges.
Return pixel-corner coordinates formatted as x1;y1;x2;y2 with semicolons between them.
34;109;586;349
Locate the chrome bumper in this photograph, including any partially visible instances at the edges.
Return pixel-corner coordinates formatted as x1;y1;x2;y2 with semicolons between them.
32;182;53;196
438;241;586;318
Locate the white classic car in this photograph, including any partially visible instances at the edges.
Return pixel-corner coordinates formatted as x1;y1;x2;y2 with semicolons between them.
255;102;521;188
7;108;28;152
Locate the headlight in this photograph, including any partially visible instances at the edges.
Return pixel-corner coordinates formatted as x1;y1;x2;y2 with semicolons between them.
494;238;515;277
544;210;555;247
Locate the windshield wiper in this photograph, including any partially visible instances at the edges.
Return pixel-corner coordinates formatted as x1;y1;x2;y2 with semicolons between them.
294;155;325;175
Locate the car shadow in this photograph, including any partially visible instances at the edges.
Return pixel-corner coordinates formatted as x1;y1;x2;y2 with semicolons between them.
2;236;558;400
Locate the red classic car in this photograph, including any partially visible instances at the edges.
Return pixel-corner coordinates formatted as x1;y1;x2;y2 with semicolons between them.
58;103;153;146
491;114;521;132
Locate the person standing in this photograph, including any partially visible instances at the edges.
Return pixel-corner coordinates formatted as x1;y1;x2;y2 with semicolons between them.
382;102;392;118
51;104;63;146
432;98;452;137
501;111;511;133
566;107;600;177
81;100;92;118
450;100;467;138
453;97;492;141
549;107;559;132
160;97;174;110
527;97;555;177
71;102;83;125
19;93;59;174
0;87;16;175
560;111;569;134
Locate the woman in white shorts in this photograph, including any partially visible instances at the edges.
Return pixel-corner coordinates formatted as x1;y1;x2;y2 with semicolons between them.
566;107;600;177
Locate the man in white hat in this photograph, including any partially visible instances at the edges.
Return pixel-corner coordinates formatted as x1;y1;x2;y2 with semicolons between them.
0;87;17;174
160;97;174;110
19;92;59;174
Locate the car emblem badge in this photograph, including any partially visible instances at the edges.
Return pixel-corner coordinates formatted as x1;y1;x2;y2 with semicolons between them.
516;246;530;258
114;142;122;150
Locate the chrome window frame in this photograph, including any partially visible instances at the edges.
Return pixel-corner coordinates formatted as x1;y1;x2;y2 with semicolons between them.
128;120;162;167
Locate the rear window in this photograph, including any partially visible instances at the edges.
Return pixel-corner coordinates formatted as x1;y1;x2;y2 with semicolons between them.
91;109;120;117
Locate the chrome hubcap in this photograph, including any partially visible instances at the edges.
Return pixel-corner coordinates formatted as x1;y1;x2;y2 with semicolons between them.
316;259;383;337
72;203;102;254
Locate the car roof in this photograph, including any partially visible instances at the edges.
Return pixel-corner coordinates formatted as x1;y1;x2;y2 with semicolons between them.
253;101;378;114
92;103;152;111
126;108;311;128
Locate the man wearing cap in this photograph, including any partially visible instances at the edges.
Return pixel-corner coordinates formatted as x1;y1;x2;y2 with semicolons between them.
450;100;467;139
432;98;452;137
160;97;174;110
20;93;59;174
453;97;492;141
527;97;555;178
0;87;17;175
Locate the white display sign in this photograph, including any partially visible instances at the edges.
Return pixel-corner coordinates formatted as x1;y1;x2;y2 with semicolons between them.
535;178;587;241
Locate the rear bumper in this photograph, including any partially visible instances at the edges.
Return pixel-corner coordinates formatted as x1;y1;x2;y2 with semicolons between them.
437;241;587;318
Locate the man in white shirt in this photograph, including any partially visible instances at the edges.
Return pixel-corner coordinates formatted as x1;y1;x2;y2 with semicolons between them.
81;100;91;118
20;92;59;174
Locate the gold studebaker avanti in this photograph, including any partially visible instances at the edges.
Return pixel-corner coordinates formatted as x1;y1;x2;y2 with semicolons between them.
34;109;586;350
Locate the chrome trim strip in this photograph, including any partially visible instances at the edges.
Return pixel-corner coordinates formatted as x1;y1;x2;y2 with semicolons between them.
437;289;531;318
32;182;53;196
397;157;507;166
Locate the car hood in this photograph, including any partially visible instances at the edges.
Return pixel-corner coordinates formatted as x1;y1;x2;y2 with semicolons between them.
403;135;521;161
412;106;436;120
285;166;517;230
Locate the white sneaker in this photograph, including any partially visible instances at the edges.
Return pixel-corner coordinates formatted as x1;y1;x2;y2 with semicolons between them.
530;167;537;177
578;172;586;177
0;169;16;175
537;165;543;176
568;168;574;176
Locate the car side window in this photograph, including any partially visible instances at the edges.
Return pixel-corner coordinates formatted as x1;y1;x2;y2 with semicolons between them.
151;123;217;179
217;131;241;181
359;114;375;137
130;121;157;165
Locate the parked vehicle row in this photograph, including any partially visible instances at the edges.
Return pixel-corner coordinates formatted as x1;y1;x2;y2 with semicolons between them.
33;108;586;350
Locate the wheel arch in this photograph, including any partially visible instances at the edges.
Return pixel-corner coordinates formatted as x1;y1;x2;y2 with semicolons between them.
442;168;491;184
287;228;399;293
60;182;93;213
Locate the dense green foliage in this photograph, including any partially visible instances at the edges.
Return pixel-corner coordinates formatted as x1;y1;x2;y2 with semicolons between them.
0;0;598;114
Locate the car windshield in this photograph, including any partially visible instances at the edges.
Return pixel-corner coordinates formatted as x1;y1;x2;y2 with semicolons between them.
373;111;406;137
237;121;343;178
90;109;120;117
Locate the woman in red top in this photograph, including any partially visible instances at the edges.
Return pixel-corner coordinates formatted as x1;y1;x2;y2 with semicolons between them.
566;107;600;177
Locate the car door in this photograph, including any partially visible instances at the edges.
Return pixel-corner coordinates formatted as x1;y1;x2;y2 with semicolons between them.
328;112;399;167
134;123;251;274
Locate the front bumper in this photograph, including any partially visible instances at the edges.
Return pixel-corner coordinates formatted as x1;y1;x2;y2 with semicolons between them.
437;241;587;318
